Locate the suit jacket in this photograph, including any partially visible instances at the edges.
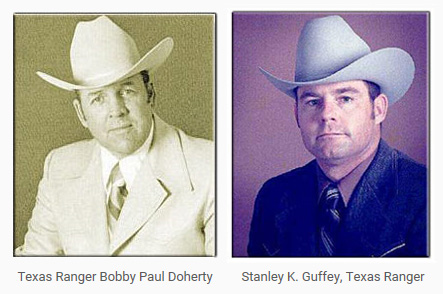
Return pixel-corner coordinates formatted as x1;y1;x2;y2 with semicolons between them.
17;115;214;256
248;140;427;257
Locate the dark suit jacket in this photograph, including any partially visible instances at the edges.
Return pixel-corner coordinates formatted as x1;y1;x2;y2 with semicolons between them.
248;140;427;257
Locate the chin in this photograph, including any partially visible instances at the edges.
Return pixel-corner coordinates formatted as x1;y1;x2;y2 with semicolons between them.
313;146;351;162
119;145;141;156
106;141;142;158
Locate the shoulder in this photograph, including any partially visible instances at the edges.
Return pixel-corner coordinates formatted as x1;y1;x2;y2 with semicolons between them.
394;149;427;198
254;160;317;209
370;142;427;215
154;114;214;171
177;129;214;180
178;130;213;164
43;139;97;179
260;160;317;193
396;150;427;180
372;140;427;194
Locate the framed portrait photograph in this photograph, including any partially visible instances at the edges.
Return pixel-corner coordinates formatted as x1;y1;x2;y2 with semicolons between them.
14;14;215;256
232;12;429;257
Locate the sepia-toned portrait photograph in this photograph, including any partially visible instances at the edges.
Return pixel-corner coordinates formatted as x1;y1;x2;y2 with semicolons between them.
233;12;429;257
14;14;215;256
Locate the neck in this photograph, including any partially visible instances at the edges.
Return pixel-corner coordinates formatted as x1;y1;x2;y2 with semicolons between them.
317;138;380;182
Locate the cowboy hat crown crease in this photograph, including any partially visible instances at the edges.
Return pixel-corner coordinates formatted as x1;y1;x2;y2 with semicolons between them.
259;15;415;104
36;15;174;91
71;16;141;86
296;15;371;82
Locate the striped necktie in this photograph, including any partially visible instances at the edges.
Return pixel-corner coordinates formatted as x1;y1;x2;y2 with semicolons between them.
107;163;128;232
318;184;345;256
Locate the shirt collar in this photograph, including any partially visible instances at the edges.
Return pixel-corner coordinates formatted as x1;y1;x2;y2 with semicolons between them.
100;118;154;192
316;146;377;206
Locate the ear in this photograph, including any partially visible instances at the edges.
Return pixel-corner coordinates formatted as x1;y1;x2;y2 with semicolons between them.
373;93;389;125
148;82;156;107
73;98;88;128
294;102;300;128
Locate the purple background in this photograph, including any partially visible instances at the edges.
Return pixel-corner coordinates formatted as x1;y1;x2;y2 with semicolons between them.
232;12;428;257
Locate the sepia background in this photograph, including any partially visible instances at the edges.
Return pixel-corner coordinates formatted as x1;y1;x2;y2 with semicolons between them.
233;12;429;257
14;14;214;248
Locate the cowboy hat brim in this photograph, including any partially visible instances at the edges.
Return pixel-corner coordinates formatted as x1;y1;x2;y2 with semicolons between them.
36;37;174;91
260;47;415;105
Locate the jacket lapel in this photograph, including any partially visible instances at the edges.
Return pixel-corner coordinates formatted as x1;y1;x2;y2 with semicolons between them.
55;141;110;255
340;140;402;256
109;114;193;254
290;161;319;256
109;158;168;253
275;161;318;256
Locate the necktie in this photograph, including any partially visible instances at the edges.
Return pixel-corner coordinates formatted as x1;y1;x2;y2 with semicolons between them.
318;184;345;256
107;163;128;231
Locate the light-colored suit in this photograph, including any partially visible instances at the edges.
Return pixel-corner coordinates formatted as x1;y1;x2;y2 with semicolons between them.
16;115;214;256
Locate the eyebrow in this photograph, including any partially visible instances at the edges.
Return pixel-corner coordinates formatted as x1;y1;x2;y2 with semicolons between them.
86;81;136;98
120;81;134;87
298;91;321;100
87;90;103;98
298;86;360;100
333;87;360;95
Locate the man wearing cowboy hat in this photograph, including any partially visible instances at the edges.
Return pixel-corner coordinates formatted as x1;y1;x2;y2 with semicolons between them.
16;15;214;256
248;15;427;257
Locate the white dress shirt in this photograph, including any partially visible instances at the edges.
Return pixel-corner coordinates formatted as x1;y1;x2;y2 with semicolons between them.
100;120;154;200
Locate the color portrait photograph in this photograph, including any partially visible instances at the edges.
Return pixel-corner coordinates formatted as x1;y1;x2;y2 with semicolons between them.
233;12;429;257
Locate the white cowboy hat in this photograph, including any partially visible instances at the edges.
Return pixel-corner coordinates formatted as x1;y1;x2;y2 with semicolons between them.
37;15;174;91
260;15;415;105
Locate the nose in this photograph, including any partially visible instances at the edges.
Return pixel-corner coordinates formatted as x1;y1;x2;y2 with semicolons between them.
108;93;129;118
320;98;337;122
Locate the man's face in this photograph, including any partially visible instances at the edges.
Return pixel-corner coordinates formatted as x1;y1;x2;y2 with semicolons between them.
295;80;387;165
73;74;153;159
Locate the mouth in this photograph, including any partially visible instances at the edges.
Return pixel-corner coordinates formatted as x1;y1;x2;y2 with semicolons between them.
317;133;346;140
109;124;133;133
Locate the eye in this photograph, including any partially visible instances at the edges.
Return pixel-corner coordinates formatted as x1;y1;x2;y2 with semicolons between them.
305;99;320;107
120;88;136;97
90;93;104;105
340;96;353;103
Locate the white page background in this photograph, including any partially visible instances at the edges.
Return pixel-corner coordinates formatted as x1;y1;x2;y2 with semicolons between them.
3;1;441;293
